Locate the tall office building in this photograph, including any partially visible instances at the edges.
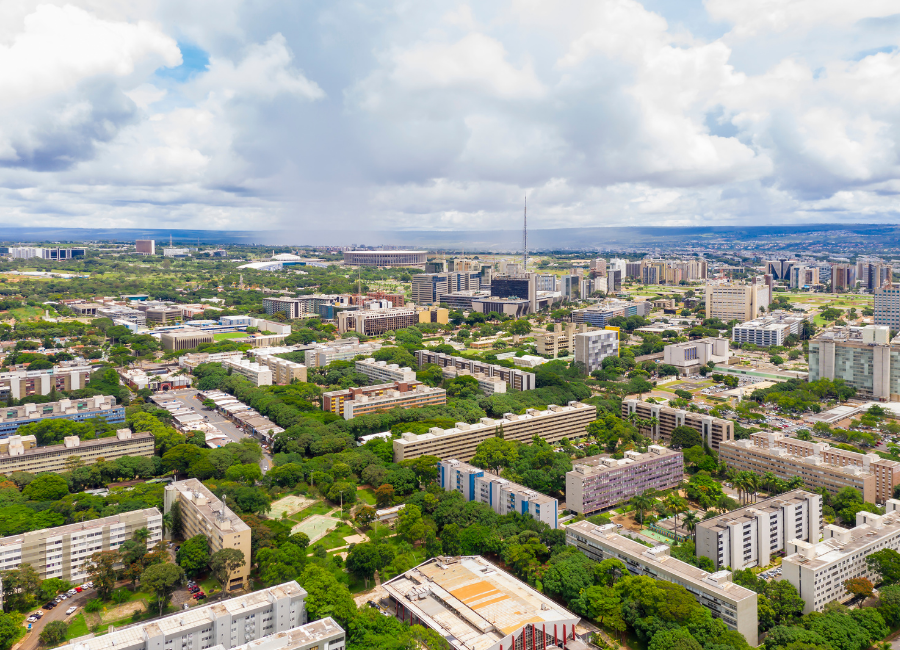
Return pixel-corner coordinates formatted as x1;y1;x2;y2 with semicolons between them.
135;239;156;255
491;274;537;313
705;279;770;321
874;285;900;331
808;325;900;401
573;328;619;372
765;259;797;281
831;263;855;292
789;265;820;289
859;261;890;292
410;272;480;304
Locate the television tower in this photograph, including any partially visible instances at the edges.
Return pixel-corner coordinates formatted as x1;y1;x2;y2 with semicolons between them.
523;195;528;271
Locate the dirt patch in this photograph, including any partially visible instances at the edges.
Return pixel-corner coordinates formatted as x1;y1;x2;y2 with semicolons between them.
100;601;145;624
343;534;366;545
611;511;642;532
269;495;317;519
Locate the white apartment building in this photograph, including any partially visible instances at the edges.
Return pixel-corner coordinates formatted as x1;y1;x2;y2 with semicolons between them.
222;359;273;386
303;341;382;368
732;313;806;347
567;521;758;645
705;280;770;322
355;358;417;384
783;500;900;613
438;459;558;528
573;328;619;372
56;582;330;650
695;490;822;571
663;337;730;374
253;355;307;385
0;508;161;584
440;367;507;395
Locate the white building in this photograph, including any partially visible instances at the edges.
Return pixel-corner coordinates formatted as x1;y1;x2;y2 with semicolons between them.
222;358;274;386
355;358;417;384
663;337;731;374
573;328;619;372
304;341;383;368
438;459;558;528
783;499;900;613
732;312;807;347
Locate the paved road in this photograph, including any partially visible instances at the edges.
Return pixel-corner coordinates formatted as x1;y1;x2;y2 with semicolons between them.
18;588;95;650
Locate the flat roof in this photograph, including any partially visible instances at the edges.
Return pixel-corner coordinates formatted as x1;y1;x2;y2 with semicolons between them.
785;510;900;570
697;489;817;532
0;431;152;461
571;446;679;474
0;508;160;547
168;479;250;534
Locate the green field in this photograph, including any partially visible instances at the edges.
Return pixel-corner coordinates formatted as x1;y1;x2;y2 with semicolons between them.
356;488;377;505
65;613;89;640
213;331;246;341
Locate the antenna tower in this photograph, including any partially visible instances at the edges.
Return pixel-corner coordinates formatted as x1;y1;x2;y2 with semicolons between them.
523;196;528;271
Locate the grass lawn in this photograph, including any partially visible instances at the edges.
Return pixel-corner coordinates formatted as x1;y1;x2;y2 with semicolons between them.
213;331;246;341
9;306;45;321
356;488;376;505
65;613;89;640
315;523;356;550
294;501;334;521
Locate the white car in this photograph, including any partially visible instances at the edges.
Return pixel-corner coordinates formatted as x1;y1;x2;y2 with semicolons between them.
66;606;77;616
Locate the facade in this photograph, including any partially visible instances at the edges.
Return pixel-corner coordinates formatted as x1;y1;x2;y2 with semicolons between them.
438;459;558;528
146;306;184;324
165;479;252;590
0;365;91;400
731;312;806;347
783;500;900;613
97;305;146;326
354;358;417;384
383;556;578;650
695;490;822;571
859;261;891;292
808;325;900;401
719;431;900;503
0;430;153;475
789;265;820;289
262;296;341;319
410;272;480;304
766;259;797;281
255;355;308;385
40;247;85;260
342;384;446;419
874;284;900;331
621;399;734;450
566;446;683;515
0;396;125;437
663;337;731;374
160;329;215;351
56;582;324;650
337;307;421;336
343;250;427;268
705;280;770;321
303;341;382;368
567;521;758;645
222;358;274;386
414;350;536;391
322;380;424;417
470;298;530;318
135;239;155;255
572;299;652;327
440;367;506;395
393;401;596;462
831;264;855;292
0;508;161;583
491;274;537;313
573;328;619;372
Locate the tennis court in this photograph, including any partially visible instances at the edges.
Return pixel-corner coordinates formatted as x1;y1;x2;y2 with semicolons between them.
269;495;317;519
292;515;340;542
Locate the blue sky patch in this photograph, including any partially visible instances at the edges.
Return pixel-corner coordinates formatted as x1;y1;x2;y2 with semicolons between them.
155;42;210;82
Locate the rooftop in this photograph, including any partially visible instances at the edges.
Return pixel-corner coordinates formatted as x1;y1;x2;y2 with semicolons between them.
0;508;160;548
697;489;818;532
167;479;250;534
571;445;679;475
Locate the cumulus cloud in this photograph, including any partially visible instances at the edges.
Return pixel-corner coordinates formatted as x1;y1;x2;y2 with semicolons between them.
2;0;900;232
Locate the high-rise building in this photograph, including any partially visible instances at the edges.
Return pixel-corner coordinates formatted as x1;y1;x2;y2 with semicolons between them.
874;285;900;331
566;446;683;515
573;328;619;372
410;272;480;304
789;265;820;289
704;279;770;321
590;258;607;275
337;307;434;336
808;325;900;401
831;263;855;292
491;274;537;313
859;261;890;292
135;239;156;255
695;490;822;572
765;259;797;281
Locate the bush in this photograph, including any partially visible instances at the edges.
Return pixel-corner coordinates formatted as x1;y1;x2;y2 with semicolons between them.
111;588;131;604
85;599;103;613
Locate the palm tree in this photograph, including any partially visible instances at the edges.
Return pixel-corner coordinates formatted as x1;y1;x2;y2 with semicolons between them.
162;512;174;540
682;511;700;543
762;472;777;495
745;473;760;504
664;494;687;543
647;416;659;441
787;476;805;490
631;492;655;530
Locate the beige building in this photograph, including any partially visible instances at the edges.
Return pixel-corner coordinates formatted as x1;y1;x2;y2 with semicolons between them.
392;401;596;462
622;399;734;450
0;508;161;584
0;430;153;476
705;279;770;321
719;431;900;503
165;479;252;591
695;490;822;572
337;307;421;336
0;365;92;400
341;384;446;419
535;322;593;357
567;521;758;645
809;325;900;401
222;358;273;386
343;250;427;268
256;355;307;384
663;337;730;374
354;358;417;384
160;328;214;351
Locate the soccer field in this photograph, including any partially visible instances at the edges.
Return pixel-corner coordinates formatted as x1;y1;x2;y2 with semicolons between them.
213;331;246;341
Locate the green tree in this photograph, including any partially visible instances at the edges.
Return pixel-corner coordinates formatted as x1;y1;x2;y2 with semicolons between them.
760;580;804;628
297;565;357;627
470;437;519;475
670;426;702;449
141;563;186;616
209;548;246;593
867;548;900;586
1;563;40;612
396;504;426;544
86;550;120;600
22;474;69;501
40;620;68;645
374;484;395;508
176;535;210;578
648;628;701;650
354;506;376;528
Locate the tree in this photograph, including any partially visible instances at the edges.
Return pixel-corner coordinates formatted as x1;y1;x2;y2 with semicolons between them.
760;580;804;628
177;535;210;578
141;563;186;616
1;563;40;612
471;437;519;475
867;548;900;586
648;628;701;650
670;425;702;449
664;494;687;542
297;565;357;627
844;577;874;602
630;491;655;529
374;484;395;508
346;542;394;589
396;504;427;544
22;474;69;501
508;319;532;335
354;506;376;528
40;621;68;645
86;550;120;600
209;548;246;592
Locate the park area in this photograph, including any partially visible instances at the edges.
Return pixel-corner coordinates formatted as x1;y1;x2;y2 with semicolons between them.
213;332;246;341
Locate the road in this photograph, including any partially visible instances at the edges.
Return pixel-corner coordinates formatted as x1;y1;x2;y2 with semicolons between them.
164;388;273;473
18;588;95;650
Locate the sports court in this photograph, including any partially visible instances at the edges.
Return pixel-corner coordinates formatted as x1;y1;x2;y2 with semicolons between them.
269;495;317;519
291;515;339;542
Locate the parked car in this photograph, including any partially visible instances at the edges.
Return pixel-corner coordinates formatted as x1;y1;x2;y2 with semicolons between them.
42;603;55;610
26;616;37;623
192;593;206;600
66;606;77;616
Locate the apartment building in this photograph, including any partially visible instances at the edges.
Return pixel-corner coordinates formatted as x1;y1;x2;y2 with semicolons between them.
222;359;274;386
303;341;382;368
343;250;427;268
161;329;214;351
808;325;900;401
0;508;161;584
414;350;536;391
337;307;422;336
354;358;417;384
384;557;578;650
572;300;652;327
566;446;683;515
254;355;307;385
783;500;900;613
566;521;758;645
720;431;900;503
164;479;252;590
874;285;900;331
621;399;734;450
56;582;330;650
695;490;822;572
341;384;446;419
440;367;507;395
438;459;558;528
262;296;343;319
322;380;425;417
410;272;481;304
789;265;820;289
663;337;730;374
705;280;770;321
0;430;153;475
393;401;596;462
0;396;125;437
732;313;806;347
0;365;92;400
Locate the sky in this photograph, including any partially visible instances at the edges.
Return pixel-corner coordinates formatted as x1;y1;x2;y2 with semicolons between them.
3;0;900;234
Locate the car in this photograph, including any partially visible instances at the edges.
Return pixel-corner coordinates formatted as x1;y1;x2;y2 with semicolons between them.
66;606;77;616
42;603;55;610
193;593;206;600
27;617;37;623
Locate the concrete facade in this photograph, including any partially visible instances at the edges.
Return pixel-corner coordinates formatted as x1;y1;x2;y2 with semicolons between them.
0;396;125;437
808;325;900;401
621;399;734;450
705;280;770;322
414;350;536;391
663;337;730;374
354;358;417;384
0;430;153;475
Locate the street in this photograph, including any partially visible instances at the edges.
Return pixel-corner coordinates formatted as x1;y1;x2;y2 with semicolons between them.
19;588;95;650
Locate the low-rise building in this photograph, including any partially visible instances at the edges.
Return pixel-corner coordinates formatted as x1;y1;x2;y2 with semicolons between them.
383;556;578;650
809;325;900;401
223;358;274;386
566;521;758;645
164;479;252;590
439;367;507;395
0;396;125;437
566;446;683;515
573;328;619;372
572;299;652;327
732;312;807;347
0;430;153;475
414;350;536;391
160;328;214;351
304;341;382;368
118;368;192;391
0;365;92;400
322;380;424;417
393;401;596;462
621;399;734;449
355;358;417;384
535;322;595;357
663;337;731;375
341;384;446;419
783;500;900;613
695;490;822;571
438;459;558;528
256;355;308;384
